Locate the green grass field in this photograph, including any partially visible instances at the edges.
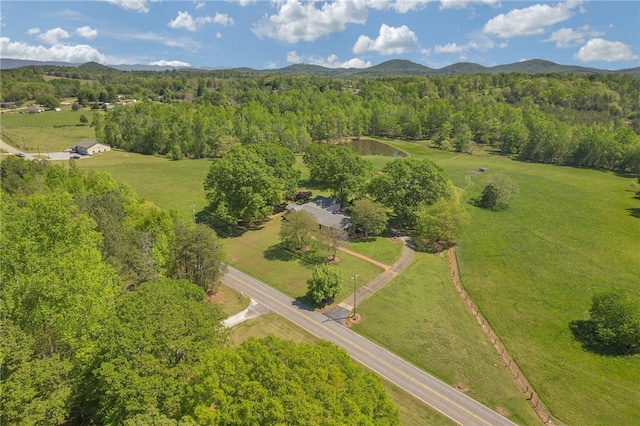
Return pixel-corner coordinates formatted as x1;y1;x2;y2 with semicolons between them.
385;140;640;425
56;135;640;424
1;110;98;153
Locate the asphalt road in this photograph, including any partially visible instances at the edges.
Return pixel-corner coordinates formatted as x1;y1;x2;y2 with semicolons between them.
222;266;518;426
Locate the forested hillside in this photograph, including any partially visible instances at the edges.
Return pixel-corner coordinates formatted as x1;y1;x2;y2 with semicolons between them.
0;157;399;425
3;65;639;173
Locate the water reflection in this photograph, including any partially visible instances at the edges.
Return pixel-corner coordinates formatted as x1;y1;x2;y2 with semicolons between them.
343;139;408;157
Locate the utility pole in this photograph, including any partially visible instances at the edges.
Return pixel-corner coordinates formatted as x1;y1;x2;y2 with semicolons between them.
352;274;359;319
190;204;196;224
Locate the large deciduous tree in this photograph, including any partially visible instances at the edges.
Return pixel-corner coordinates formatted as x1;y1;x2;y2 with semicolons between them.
303;144;372;205
86;279;228;425
279;210;319;251
204;146;283;223
307;264;344;303
186;337;400;426
412;199;471;252
246;142;300;199
349;198;388;238
169;223;226;293
589;289;640;352
368;158;452;226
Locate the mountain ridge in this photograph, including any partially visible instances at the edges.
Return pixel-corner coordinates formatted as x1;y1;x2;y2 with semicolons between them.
1;57;638;77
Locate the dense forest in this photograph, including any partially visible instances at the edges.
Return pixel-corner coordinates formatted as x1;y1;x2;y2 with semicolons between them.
3;64;639;173
0;157;399;425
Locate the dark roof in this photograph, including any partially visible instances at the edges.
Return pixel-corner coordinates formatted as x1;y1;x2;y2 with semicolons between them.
286;196;349;230
75;139;100;149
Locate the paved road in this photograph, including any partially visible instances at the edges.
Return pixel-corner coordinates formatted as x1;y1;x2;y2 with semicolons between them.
222;266;518;426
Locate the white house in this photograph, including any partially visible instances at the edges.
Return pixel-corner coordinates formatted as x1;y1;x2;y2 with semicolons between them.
73;139;111;156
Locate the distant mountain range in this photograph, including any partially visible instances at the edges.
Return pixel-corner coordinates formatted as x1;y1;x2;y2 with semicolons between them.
2;57;639;77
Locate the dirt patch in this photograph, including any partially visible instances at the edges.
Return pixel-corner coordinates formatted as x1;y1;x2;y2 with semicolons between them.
207;290;226;304
325;256;342;264
455;383;469;393
344;313;362;327
388;237;402;243
495;405;511;417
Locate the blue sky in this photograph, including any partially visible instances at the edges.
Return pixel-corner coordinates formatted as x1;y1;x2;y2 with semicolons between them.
1;1;638;70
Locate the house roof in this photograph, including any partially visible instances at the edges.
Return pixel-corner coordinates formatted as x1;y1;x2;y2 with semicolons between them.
75;139;101;149
286;196;349;230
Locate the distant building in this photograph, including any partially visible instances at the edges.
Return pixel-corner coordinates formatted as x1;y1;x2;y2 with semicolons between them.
73;139;111;156
27;105;45;113
285;195;350;231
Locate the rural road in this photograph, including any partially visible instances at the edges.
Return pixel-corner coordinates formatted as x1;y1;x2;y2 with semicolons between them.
222;266;518;426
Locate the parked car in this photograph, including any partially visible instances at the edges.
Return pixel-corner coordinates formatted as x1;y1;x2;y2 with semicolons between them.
16;152;26;158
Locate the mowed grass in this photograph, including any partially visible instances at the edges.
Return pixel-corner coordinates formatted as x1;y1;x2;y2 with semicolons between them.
353;252;542;426
222;214;384;302
387;140;640;425
1;110;98;153
79;150;212;222
229;313;456;425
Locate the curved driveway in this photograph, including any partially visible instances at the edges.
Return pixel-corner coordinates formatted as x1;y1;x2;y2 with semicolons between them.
222;266;518;426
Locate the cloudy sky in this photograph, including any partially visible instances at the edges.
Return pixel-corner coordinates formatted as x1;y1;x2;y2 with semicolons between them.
1;0;638;70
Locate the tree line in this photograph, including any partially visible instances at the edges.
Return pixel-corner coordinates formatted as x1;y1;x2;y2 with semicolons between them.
0;156;399;425
3;65;639;172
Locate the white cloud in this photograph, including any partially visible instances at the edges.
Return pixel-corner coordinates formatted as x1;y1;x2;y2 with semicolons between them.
265;61;277;69
149;59;191;67
104;0;157;13
286;50;371;68
544;25;603;48
0;37;107;63
27;28;41;35
253;0;369;43
216;32;222;39
385;0;433;13
435;38;494;54
76;26;98;40
439;0;499;10
169;11;234;32
195;2;205;9
39;28;70;45
287;50;303;63
574;38;639;62
483;1;581;38
212;13;234;26
353;24;418;55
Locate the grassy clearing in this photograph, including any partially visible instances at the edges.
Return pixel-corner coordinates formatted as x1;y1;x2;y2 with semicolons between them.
384;141;640;425
222;214;384;302
210;283;250;318
229;313;456;425
352;252;542;426
345;236;404;266
79;150;212;222
1;110;98;153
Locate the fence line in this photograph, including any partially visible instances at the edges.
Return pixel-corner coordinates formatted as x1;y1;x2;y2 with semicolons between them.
447;247;557;425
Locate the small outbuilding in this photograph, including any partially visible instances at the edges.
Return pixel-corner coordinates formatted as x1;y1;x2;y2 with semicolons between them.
73;139;111;156
27;105;45;113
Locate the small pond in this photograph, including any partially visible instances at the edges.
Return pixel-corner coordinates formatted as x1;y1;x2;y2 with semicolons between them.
342;139;407;157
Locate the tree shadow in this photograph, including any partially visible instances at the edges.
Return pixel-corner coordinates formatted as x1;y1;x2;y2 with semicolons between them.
197;209;266;239
293;295;318;311
263;243;297;262
627;207;640;219
569;320;638;356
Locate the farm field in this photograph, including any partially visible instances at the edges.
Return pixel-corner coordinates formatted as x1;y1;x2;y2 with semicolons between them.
71;137;640;424
1;110;97;153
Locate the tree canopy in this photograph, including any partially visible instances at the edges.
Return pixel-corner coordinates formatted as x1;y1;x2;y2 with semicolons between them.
307;264;344;304
589;289;640;352
368;158;452;226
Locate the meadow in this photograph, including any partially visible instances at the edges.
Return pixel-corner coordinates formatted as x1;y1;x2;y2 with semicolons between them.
4;110;637;424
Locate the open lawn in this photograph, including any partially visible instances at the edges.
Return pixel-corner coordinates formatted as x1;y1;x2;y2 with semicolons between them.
1;110;98;153
229;313;456;426
386;140;640;425
353;252;542;426
221;213;385;303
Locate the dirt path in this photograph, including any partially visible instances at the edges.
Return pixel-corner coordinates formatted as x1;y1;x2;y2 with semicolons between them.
336;246;391;270
447;247;557;425
324;236;414;322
